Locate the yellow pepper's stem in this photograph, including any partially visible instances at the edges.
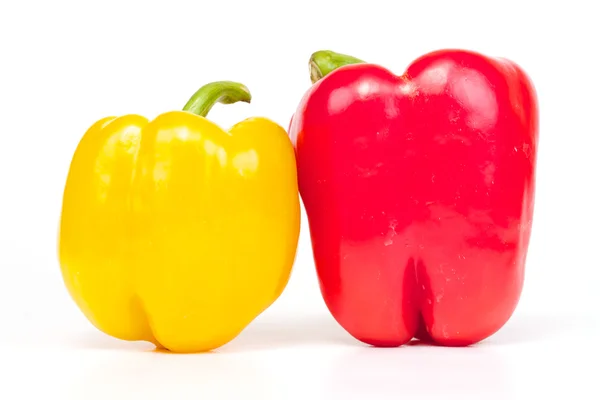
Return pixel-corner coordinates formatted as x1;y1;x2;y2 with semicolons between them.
182;81;252;117
309;50;365;84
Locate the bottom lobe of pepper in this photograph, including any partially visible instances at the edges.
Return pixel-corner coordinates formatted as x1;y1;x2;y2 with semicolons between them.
319;252;522;348
87;294;243;353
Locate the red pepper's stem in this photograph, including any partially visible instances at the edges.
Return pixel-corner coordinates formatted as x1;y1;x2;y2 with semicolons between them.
309;50;365;84
183;81;252;117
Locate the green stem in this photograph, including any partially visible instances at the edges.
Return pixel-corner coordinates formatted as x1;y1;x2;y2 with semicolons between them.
309;50;365;84
182;81;252;117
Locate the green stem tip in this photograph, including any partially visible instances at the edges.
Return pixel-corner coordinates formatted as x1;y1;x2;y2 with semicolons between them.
183;81;252;117
309;50;365;84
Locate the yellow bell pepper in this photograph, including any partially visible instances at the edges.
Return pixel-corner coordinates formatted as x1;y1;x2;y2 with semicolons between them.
58;81;301;353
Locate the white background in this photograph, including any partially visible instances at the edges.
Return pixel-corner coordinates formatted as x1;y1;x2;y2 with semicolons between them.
1;0;598;399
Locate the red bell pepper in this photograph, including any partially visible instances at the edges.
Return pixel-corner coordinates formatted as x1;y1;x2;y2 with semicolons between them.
289;49;538;347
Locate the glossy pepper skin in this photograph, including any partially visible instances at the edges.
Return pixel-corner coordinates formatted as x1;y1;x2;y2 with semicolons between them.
59;81;300;353
289;50;538;347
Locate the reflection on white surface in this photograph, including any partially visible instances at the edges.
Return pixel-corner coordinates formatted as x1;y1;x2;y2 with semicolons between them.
321;345;510;400
67;351;276;399
2;311;598;400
